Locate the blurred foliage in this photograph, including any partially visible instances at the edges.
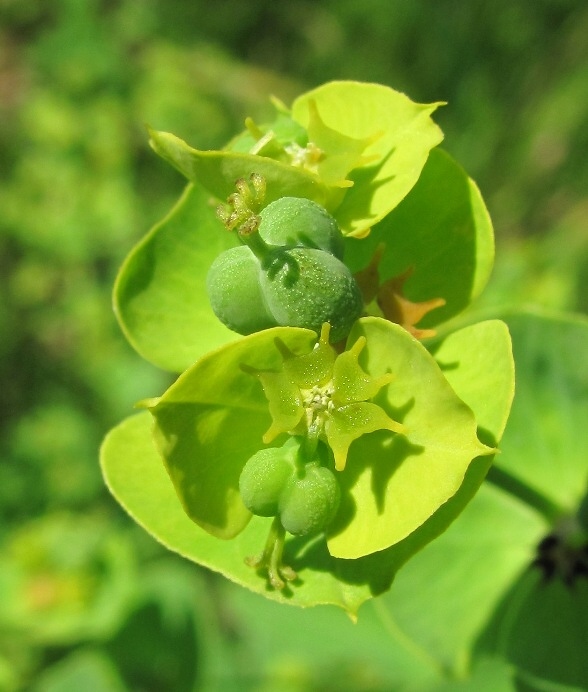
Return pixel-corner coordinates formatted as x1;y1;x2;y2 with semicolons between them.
1;0;588;688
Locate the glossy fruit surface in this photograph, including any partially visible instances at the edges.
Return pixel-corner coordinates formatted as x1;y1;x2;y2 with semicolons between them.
206;245;276;334
278;463;341;536
258;197;345;259
260;247;363;342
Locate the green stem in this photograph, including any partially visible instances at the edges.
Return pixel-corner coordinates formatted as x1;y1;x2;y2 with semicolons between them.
486;465;566;525
302;423;320;461
245;516;296;590
268;520;296;587
240;226;271;262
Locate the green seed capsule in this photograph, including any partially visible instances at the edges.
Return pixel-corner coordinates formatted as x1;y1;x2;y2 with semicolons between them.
258;197;345;259
260;247;363;342
239;439;299;517
278;463;340;536
206;245;276;334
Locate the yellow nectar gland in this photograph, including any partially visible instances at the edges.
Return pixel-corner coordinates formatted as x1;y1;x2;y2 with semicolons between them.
285;141;324;169
301;382;335;431
248;323;407;472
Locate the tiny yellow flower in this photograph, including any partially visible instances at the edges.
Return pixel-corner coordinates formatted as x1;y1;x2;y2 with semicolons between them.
247;324;407;470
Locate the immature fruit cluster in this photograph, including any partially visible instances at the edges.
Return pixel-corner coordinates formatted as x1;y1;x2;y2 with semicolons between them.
207;196;363;343
239;437;340;537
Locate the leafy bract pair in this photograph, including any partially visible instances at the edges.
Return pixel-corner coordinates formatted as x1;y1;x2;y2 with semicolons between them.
149;80;445;239
101;81;511;613
102;318;513;614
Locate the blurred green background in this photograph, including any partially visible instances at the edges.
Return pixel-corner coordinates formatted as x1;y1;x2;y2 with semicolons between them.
1;0;588;689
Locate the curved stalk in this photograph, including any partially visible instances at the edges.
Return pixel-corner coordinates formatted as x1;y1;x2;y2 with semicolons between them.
486;465;566;525
245;516;297;590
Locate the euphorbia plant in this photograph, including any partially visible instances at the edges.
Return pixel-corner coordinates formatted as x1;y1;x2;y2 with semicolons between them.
101;81;513;615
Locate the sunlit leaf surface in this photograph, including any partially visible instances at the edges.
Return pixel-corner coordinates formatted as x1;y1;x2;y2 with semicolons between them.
292;81;444;237
101;319;514;614
114;183;238;372
344;148;494;329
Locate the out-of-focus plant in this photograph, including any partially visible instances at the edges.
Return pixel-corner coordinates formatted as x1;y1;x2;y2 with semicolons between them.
101;70;588;687
2;0;588;689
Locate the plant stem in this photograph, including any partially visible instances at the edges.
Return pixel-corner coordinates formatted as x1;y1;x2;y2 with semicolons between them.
245;516;297;590
240;227;270;262
486;465;566;525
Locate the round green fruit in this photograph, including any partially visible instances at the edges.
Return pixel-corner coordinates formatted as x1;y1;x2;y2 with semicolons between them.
239;440;299;517
278;463;341;536
259;197;344;259
260;247;363;342
206;245;276;334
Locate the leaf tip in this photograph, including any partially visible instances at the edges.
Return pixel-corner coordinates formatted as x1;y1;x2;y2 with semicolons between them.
134;397;160;410
479;442;497;458
345;610;359;624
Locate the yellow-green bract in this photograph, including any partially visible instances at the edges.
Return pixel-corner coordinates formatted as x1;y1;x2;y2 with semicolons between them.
102;79;512;614
101;319;514;613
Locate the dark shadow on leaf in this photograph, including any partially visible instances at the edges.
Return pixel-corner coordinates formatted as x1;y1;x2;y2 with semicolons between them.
345;396;419;522
325;397;417;535
336;147;397;228
359;149;484;329
377;393;415;423
278;453;495;599
478;425;497;448
118;233;157;306
435;358;461;373
327;476;358;537
371;435;425;513
473;568;588;689
151;402;265;535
